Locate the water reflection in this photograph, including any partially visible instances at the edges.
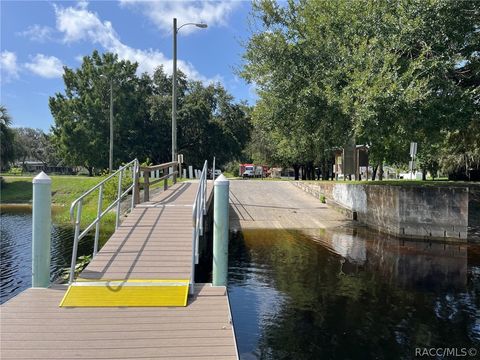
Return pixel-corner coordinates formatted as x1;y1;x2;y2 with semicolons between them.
0;211;94;304
229;227;480;359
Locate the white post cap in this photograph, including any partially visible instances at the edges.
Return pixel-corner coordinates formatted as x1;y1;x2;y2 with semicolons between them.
214;174;229;186
32;171;51;184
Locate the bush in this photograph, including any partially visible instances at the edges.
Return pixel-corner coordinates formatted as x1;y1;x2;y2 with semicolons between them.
319;194;326;204
61;255;91;281
7;167;22;175
102;166;134;203
224;161;240;177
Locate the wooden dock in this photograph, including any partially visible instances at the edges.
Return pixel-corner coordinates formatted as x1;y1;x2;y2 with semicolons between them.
0;181;238;359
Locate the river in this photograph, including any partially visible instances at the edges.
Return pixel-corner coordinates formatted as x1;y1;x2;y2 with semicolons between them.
0;209;94;304
229;227;480;359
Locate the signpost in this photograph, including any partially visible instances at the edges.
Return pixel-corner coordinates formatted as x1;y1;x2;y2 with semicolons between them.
409;142;417;180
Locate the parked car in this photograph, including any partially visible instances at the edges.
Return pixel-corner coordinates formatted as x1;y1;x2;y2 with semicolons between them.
208;169;223;178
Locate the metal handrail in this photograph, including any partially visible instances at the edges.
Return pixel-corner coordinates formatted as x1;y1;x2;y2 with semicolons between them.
190;160;208;293
68;159;139;283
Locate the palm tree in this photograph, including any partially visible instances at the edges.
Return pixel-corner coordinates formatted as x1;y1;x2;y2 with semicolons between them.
0;105;12;126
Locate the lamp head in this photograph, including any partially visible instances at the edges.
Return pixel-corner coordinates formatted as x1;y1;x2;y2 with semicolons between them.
195;23;208;28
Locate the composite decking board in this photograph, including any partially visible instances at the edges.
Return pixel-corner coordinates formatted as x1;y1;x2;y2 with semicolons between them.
1;337;236;349
1;330;234;341
0;347;238;359
78;273;192;279
0;182;237;359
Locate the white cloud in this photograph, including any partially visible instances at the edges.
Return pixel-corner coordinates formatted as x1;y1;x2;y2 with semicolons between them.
0;51;19;81
119;0;238;35
53;2;218;82
18;25;54;42
24;54;64;78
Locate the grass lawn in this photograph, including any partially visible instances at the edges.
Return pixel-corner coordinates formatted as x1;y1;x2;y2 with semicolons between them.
300;179;478;186
1;175;124;234
1;175;102;204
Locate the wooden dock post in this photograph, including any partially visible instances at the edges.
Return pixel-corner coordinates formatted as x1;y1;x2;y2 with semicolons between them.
213;174;230;286
144;170;150;202
32;171;51;288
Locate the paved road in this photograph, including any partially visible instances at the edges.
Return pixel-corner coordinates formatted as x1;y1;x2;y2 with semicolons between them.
229;180;348;230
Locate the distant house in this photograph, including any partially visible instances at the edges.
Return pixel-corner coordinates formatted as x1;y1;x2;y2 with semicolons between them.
22;161;44;172
16;160;75;174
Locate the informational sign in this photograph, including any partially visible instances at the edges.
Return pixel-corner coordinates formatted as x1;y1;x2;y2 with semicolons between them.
409;142;418;179
343;141;356;175
358;149;369;167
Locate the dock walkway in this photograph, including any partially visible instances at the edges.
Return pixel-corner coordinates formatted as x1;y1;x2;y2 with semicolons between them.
0;181;238;359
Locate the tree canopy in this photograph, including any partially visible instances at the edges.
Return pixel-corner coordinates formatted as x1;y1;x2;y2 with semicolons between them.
50;50;251;175
241;0;479;180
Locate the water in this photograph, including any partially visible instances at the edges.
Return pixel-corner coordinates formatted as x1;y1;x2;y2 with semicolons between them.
2;209;480;358
0;209;94;304
229;227;480;360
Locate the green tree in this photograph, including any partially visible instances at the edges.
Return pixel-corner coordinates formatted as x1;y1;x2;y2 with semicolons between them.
241;0;479;180
13;128;61;169
177;82;251;168
0;105;16;170
50;51;149;175
50;50;251;174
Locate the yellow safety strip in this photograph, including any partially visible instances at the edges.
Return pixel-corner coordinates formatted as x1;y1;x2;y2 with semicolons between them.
59;279;190;307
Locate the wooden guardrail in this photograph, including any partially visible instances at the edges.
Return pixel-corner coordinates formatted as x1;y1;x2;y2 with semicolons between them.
134;161;179;203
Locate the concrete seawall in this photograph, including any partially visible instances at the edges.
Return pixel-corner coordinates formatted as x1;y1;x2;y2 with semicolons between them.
293;182;480;242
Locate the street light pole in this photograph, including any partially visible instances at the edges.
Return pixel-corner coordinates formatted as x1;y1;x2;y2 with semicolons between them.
171;18;207;165
172;18;177;165
109;78;113;173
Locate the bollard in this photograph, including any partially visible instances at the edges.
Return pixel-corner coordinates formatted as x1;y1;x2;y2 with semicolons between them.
213;174;229;286
32;171;52;288
183;169;187;178
189;165;193;179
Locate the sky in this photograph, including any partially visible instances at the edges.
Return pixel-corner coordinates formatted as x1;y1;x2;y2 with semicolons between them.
0;0;255;131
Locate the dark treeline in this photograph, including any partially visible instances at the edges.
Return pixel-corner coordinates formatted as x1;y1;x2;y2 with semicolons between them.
47;51;251;175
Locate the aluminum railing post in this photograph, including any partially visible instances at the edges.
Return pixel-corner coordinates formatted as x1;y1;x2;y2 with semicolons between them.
94;184;103;256
115;168;123;229
69;200;83;284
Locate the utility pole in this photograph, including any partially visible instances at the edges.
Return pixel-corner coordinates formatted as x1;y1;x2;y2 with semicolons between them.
109;79;113;173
